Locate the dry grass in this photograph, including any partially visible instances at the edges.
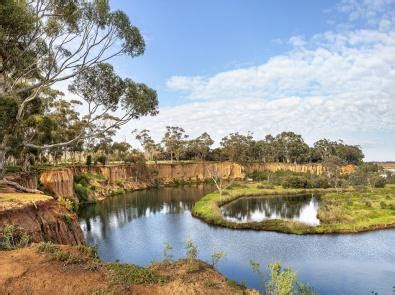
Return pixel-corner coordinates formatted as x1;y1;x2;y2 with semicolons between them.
0;193;52;211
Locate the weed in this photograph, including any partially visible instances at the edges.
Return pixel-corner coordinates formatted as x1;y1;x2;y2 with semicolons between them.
163;242;173;264
211;249;225;268
106;263;166;289
0;225;29;250
185;239;198;262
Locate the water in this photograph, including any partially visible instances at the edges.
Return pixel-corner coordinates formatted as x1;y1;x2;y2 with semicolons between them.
79;185;395;294
221;194;320;225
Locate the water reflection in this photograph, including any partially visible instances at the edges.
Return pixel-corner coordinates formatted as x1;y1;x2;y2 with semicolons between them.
79;185;215;240
78;185;395;295
221;194;320;225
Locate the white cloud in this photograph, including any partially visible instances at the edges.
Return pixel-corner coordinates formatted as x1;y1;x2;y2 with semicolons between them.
119;1;395;161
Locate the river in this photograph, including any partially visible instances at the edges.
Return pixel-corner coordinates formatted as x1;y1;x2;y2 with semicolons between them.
79;185;395;294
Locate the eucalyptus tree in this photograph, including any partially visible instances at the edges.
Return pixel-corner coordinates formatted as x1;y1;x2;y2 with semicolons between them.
161;126;188;162
188;132;214;161
275;131;309;164
134;129;161;161
220;132;254;163
0;0;158;191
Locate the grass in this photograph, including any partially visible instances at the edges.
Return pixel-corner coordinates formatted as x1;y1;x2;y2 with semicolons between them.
106;262;167;289
0;193;51;210
191;182;395;234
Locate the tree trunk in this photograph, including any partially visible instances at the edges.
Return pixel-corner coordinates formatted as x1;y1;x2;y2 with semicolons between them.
0;56;5;95
0;148;6;179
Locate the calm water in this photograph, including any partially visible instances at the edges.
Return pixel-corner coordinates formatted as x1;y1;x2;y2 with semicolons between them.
79;185;395;294
221;194;320;225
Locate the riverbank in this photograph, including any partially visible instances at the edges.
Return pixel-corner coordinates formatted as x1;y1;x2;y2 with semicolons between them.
0;193;84;245
191;183;395;234
0;244;257;295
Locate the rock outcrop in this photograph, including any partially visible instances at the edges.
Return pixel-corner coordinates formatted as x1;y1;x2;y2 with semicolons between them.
149;162;244;183
39;168;75;200
0;199;84;245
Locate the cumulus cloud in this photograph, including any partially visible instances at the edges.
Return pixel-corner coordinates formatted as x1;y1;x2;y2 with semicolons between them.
119;0;395;160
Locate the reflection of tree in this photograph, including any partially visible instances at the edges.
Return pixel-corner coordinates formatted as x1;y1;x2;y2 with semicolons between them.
79;185;215;240
221;195;319;223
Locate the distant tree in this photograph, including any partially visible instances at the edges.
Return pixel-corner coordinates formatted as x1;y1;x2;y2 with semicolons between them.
323;155;344;193
275;131;309;164
134;129;161;162
161;126;188;162
111;142;131;162
220;132;254;163
187;132;214;161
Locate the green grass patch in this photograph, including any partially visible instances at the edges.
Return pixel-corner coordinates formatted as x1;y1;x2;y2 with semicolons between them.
192;183;395;234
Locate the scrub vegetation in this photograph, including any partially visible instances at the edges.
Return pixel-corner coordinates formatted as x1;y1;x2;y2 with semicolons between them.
192;182;395;234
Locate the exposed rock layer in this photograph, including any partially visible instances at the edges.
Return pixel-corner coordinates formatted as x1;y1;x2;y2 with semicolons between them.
6;162;354;199
0;199;84;245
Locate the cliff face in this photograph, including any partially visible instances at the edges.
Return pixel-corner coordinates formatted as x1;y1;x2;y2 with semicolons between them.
40;169;75;200
149;162;244;183
0;199;84;245
3;162;354;200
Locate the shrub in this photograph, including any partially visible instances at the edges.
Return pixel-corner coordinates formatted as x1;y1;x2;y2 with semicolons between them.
86;155;92;166
372;176;386;188
163;242;173;264
185;239;198;262
282;176;309;189
96;155;107;165
0;225;30;250
380;201;388;209
58;197;79;212
211;249;225;268
266;261;297;295
74;183;89;201
106;263;166;288
63;214;73;228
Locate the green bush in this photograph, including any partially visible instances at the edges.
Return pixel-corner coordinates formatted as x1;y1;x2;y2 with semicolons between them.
74;183;89;201
86;155;92;166
0;225;30;250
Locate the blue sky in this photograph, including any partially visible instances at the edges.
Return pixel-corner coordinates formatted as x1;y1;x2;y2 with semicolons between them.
106;0;395;161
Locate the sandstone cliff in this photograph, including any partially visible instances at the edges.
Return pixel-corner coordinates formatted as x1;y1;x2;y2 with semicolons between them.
4;162;354;201
0;199;84;245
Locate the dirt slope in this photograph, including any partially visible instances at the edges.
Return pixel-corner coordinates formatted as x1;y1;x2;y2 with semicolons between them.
0;246;257;295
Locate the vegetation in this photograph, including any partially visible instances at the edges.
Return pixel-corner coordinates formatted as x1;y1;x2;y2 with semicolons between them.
250;260;316;295
192;182;395;234
0;224;29;250
0;0;158;192
106;262;166;288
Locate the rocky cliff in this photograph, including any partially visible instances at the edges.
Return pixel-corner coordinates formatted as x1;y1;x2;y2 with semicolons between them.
149;162;244;183
0;199;84;245
40;168;75;200
4;162;354;201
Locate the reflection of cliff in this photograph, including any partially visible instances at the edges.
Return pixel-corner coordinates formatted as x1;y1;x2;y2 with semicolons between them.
79;185;215;241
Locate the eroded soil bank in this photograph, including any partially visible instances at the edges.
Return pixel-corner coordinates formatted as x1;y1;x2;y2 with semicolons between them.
0;245;257;295
0;194;84;245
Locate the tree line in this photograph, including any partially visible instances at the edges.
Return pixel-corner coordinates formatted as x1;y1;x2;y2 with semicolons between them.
133;127;364;165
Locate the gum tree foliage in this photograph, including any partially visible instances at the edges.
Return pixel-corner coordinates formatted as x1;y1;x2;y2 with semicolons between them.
220;132;254;163
0;0;158;190
186;132;214;161
161;126;189;162
134;129;162;161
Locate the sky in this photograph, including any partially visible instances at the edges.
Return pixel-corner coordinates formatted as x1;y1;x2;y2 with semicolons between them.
88;0;395;161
